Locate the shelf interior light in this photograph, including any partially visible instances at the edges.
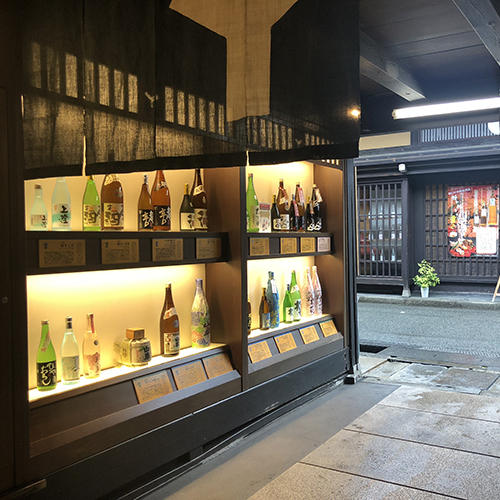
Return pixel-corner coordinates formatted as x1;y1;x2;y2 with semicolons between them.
392;97;500;120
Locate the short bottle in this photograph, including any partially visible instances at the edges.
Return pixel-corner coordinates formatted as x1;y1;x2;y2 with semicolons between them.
283;284;294;324
266;271;280;327
271;194;281;231
311;266;322;315
83;313;101;378
302;268;316;316
101;174;124;230
36;320;57;391
246;173;259;232
52;177;71;230
180;183;195;231
30;184;48;230
82;175;101;231
277;179;290;231
259;287;271;330
120;328;151;366
152;170;171;231
191;278;210;348
160;284;180;355
191;169;208;230
61;316;80;384
138;174;154;231
289;270;301;321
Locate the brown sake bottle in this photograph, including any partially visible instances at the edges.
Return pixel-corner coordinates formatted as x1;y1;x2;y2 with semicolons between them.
160;284;180;356
295;182;305;231
152;170;171;231
101;174;124;230
190;168;208;230
276;179;290;231
137;174;153;231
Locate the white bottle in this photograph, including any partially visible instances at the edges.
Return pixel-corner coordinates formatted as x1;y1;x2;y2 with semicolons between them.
29;184;48;230
302;268;316;317
83;313;101;378
61;316;80;384
191;278;210;348
52;177;71;230
311;265;322;315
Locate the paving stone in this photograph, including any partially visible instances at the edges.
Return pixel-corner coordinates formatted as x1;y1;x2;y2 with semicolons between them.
363;360;409;379
346;405;500;457
485;378;500;396
249;462;446;500
303;430;500;500
379;385;500;423
359;355;387;374
430;367;499;392
387;363;447;385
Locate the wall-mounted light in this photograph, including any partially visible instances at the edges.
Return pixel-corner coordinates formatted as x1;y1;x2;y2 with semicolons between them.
398;163;406;173
350;108;361;119
392;97;500;120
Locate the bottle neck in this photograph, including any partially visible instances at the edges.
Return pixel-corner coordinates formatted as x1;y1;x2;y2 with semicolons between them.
164;286;174;307
87;314;95;333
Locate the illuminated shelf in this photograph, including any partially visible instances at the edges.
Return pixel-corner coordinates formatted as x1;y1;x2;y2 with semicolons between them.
248;314;331;341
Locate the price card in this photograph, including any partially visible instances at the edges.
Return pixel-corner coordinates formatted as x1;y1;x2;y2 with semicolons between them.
196;238;221;260
300;325;320;344
320;320;338;337
152;239;183;262
274;332;297;353
280;237;297;254
133;371;174;404
317;237;331;252
300;237;316;253
203;353;234;379
39;239;85;268
248;341;272;363
171;360;208;390
101;239;139;264
249;237;270;256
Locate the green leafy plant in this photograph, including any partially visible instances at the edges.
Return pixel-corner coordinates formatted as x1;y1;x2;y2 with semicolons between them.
413;259;440;288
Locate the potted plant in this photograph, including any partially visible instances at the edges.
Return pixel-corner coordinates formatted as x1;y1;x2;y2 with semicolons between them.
413;259;440;298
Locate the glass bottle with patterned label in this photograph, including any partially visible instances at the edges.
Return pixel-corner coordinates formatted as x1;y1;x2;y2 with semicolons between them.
277;179;290;231
266;271;280;327
180;183;195;231
30;184;48;230
152;170;171;231
101;174;124;230
290;270;302;321
160;283;180;355
259;287;271;330
52;177;71;230
271;194;281;232
246;173;259;232
191;169;208;230
138;174;154;231
311;265;322;315
83;313;101;378
311;184;323;231
302;268;316;316
36;320;57;391
82;175;101;231
283;284;294;324
191;278;210;348
61;316;80;384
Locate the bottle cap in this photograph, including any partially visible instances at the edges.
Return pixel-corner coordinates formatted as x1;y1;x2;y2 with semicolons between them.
65;316;72;329
35;184;42;189
126;328;145;340
41;319;49;325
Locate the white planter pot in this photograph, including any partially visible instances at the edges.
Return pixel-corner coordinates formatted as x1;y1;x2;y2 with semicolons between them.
420;286;429;298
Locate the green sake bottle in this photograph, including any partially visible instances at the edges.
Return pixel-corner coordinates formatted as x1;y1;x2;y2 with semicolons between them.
36;320;57;391
246;173;259;232
290;270;302;321
283;284;294;324
82;175;101;231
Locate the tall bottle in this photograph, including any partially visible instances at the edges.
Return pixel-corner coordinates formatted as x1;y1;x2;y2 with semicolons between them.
311;266;322;315
305;196;315;232
52;177;71;230
302;268;316;316
36;320;57;391
271;195;281;232
82;175;101;231
295;182;305;231
30;184;48;230
180;183;195;231
247;300;252;335
283;284;294;324
480;203;487;226
191;278;210;348
266;271;280;327
311;184;323;231
289;194;299;232
152;170;171;231
83;313;101;378
277;179;290;231
160;284;180;356
289;270;301;321
246;173;259;232
191;169;208;230
61;316;80;384
138;174;154;231
488;194;497;226
259;287;271;330
101;174;124;230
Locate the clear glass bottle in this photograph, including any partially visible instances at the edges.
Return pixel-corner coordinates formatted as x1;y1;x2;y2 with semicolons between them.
246;173;259;232
36;320;57;391
61;316;80;384
160;284;180;356
302;268;316;317
191;278;210;348
311;266;322;315
82;175;101;231
30;184;48;230
83;313;101;378
266;271;280;327
52;177;71;230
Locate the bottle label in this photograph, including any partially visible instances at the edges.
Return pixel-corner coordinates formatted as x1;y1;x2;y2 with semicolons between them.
62;355;80;381
191;311;210;347
270;310;279;328
163;307;178;321
293;299;302;321
284;306;294;323
193;185;205;196
37;361;57;388
260;312;271;329
52;204;71;228
194;208;208;230
138;209;154;230
154;205;171;228
180;212;195;230
84;352;101;377
103;202;124;228
314;218;322;231
31;214;47;229
247;206;259;231
131;343;151;364
163;332;180;354
272;217;281;230
280;214;290;230
83;204;100;228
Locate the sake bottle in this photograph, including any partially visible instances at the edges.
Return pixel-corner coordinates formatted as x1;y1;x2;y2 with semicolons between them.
191;278;210;348
276;179;290;231
295;182;306;231
306;196;315;232
259;287;271;330
152;170;171;231
61;316;80;384
271;194;281;232
191;169;208;230
101;174;124;230
289;194;299;232
283;284;294;324
137;174;154;231
302;268;316;316
311;265;322;315
290;270;302;321
82;175;101;231
246;173;259;232
311;184;323;231
160;284;180;355
52;177;71;230
36;320;57;391
83;313;101;378
266;271;280;327
180;183;195;231
30;184;48;230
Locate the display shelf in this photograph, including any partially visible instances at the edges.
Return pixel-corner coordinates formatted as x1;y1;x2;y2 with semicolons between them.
26;230;228;274
248;314;331;341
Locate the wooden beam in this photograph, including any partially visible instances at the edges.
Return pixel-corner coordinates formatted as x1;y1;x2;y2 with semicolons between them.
452;0;500;65
360;31;425;102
